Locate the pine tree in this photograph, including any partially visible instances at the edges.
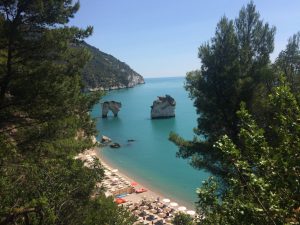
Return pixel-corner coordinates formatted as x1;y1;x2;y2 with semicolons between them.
276;32;300;97
170;1;276;177
0;1;135;224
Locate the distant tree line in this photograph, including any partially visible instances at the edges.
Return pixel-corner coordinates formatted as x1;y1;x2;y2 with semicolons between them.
170;2;300;224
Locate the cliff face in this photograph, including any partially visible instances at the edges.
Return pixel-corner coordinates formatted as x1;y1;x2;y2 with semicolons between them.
81;42;144;91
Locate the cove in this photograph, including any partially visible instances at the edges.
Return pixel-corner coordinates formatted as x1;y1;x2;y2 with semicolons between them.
91;77;209;208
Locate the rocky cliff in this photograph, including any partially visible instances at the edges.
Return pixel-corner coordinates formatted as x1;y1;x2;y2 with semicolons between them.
81;42;144;91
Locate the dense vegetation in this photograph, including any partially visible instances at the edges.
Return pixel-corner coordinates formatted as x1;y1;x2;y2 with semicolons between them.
0;1;135;224
170;2;300;224
81;42;144;90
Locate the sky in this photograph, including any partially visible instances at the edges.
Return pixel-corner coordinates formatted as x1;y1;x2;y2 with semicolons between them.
70;0;300;78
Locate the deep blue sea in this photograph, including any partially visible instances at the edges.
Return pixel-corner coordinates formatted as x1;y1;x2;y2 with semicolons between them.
91;77;209;208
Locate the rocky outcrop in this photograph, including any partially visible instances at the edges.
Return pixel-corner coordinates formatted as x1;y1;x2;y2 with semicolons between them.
151;95;176;119
80;42;145;91
110;143;121;148
101;101;122;118
101;135;112;144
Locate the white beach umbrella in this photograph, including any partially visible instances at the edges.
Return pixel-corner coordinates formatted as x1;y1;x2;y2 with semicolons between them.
170;202;178;207
133;210;141;215
163;207;171;213
104;171;111;176
186;210;196;216
150;209;157;214
112;169;118;173
162;198;170;203
158;212;166;218
112;177;119;182
178;206;187;211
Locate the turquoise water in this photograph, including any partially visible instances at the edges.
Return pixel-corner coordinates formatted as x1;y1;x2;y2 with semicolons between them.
91;77;209;208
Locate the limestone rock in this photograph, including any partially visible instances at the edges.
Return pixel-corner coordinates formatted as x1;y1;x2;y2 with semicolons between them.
102;101;122;118
110;143;121;148
101;135;112;144
151;95;176;119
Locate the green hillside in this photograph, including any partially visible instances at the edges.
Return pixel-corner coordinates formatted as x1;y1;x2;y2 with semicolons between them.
81;42;144;90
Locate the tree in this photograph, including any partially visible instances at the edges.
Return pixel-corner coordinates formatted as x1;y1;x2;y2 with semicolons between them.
276;32;300;97
172;212;194;225
170;1;276;177
195;84;300;224
0;1;135;224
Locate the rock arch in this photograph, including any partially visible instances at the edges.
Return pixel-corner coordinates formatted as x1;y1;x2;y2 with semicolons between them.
101;101;122;118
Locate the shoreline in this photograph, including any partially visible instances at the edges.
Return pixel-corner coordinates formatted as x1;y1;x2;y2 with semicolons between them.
92;147;196;210
80;147;200;224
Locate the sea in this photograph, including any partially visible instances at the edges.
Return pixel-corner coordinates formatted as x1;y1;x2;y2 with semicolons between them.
90;77;209;208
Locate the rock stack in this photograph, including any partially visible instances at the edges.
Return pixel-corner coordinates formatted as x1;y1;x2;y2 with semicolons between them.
151;95;176;119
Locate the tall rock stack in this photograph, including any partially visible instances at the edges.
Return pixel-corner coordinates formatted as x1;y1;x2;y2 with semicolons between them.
151;95;176;119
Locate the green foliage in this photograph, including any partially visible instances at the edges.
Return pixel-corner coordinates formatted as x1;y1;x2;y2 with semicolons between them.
172;212;194;225
170;1;276;176
80;194;136;225
170;2;300;224
81;42;143;89
0;1;135;224
275;32;300;97
196;85;300;224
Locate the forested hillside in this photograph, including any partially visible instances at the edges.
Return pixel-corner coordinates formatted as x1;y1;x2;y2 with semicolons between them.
81;42;144;90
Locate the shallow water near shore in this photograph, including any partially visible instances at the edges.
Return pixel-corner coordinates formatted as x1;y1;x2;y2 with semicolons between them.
91;77;209;208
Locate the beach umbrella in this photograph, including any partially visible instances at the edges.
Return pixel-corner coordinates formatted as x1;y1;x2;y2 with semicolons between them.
131;181;138;186
157;202;163;207
186;210;196;216
163;207;171;213
112;169;118;173
115;198;126;204
112;177;119;182
140;210;147;217
148;214;156;221
158;212;166;218
162;198;170;203
141;205;149;210
104;170;111;175
133;210;141;215
178;206;187;211
150;209;157;214
170;202;178;207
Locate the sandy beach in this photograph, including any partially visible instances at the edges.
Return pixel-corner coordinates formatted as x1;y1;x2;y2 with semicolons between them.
79;148;200;225
96;147;196;209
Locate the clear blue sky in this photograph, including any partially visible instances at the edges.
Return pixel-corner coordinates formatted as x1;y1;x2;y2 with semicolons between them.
70;0;300;78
